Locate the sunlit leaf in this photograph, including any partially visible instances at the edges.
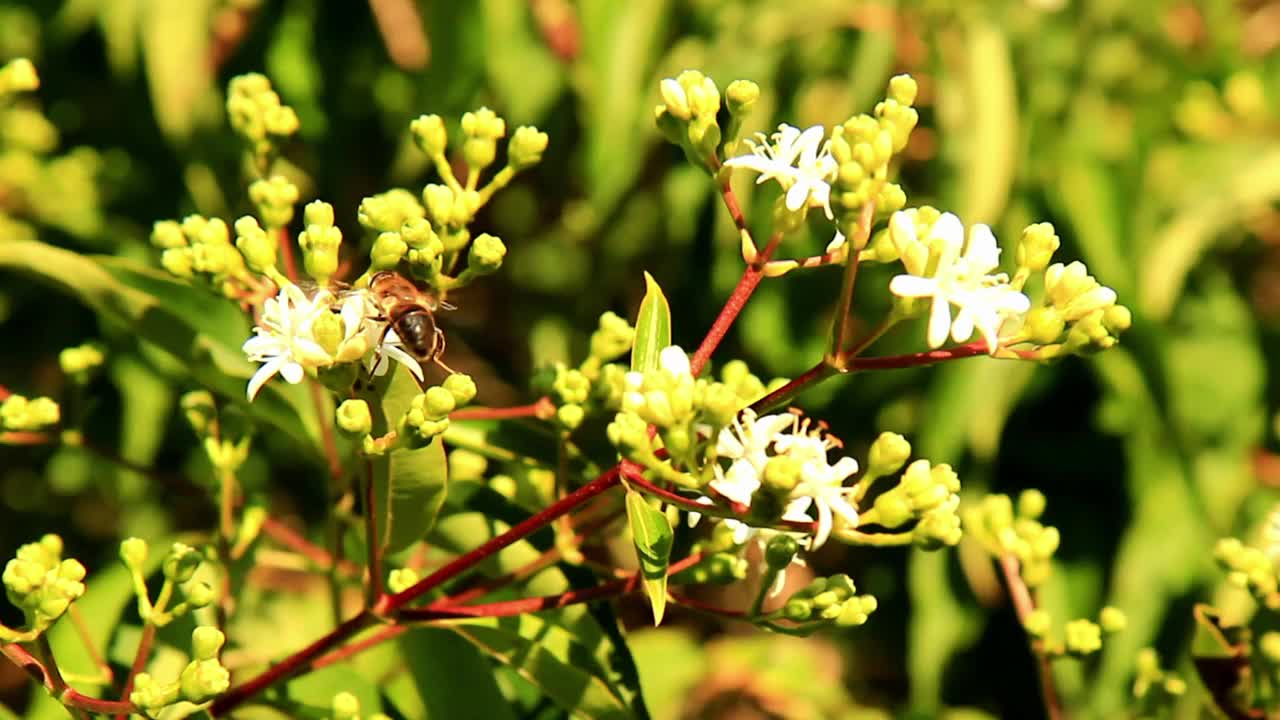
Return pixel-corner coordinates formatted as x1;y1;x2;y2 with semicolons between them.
631;272;671;373
624;490;672;625
372;366;450;554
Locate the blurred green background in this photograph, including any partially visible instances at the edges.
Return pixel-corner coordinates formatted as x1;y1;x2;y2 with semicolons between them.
2;0;1280;717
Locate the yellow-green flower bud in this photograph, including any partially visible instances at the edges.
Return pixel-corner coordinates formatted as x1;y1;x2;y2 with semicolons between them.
654;105;684;145
699;383;739;428
298;201;342;284
1017;222;1060;273
249;176;300;229
867;432;911;475
185;582;214;608
423;386;456;417
1064;619;1102;655
553;368;591;405
180;391;217;436
180;656;230;703
163;544;201;584
557;403;585;430
422;184;455;226
784;598;812;621
263;105;299;136
332;691;361;720
58;343;105;378
762;455;801;493
120;537;148;569
191;626;224;661
1023;608;1052;637
462;107;506;140
411;114;448;157
387;568;420;594
151;220;187;249
336;399;373;435
400;217;437;249
358;188;425;233
448;449;488;481
467;233;506;275
589;312;634;362
0;58;39;94
370;231;408;270
659;78;691;121
888;74;918;106
161;248;194;278
725;79;759;115
234;215;277;273
1099;606;1126;633
442;373;476;406
1024;307;1065;345
509;126;549;170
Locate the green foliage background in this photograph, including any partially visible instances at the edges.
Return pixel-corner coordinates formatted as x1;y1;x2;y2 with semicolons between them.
1;0;1279;717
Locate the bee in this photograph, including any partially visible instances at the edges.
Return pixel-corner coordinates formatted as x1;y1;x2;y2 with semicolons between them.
367;270;454;373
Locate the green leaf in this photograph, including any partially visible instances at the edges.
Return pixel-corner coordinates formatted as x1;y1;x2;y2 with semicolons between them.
140;0;216;141
578;0;669;216
385;627;519;720
372;367;450;554
481;0;566;124
452;616;636;720
285;664;384;716
624;491;672;626
0;241;319;451
945;17;1017;225
631;272;671;373
627;629;705;720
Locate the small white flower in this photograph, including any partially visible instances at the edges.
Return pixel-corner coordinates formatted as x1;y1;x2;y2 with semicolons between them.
724;124;838;219
773;417;860;549
709;410;795;507
364;327;426;382
888;212;1031;353
242;285;332;400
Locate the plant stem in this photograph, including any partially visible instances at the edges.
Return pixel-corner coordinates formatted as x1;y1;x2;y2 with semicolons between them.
66;606;112;685
259;516;361;576
0;641;134;715
209;611;376;717
396;553;705;622
115;622;156;720
451;397;552;421
690;231;784;377
827;200;877;360
620;462;816;534
375;466;623;613
749;361;840;415
999;555;1064;720
276;227;299;283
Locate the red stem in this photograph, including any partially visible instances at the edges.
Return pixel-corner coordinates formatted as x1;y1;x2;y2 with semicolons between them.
277;227;299;283
451;397;552;421
847;340;1033;371
375;467;623;613
689;232;784;377
619;462;816;534
260;516;361;575
115;623;156;720
363;460;383;604
209;612;376;716
0;642;134;716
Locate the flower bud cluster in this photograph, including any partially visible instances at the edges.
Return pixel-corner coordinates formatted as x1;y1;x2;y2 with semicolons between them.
778;574;878;631
179;391;252;473
131;626;230;713
393;373;477;450
329;691;392;720
1216;536;1279;605
248;175;300;230
655;70;736;167
121;539;216;627
963;491;1060;586
606;346;759;482
857;457;963;550
0;393;60;432
540;312;638;430
58;342;105;381
1132;648;1186;711
828;74;919;239
298;200;343;286
1024;605;1126;658
1026;259;1131;356
226;73;299;160
0;534;84;640
152;215;255;298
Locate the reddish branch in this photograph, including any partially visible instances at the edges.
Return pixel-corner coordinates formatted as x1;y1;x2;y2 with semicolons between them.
0;642;135;716
451;397;553;421
260;516;361;575
115;624;156;720
998;555;1064;720
690;232;784;377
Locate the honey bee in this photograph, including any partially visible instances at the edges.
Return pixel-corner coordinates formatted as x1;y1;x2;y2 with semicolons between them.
367;271;454;373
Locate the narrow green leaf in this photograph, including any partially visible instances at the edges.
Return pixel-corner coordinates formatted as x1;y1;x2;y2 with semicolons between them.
390;628;519;720
0;241;320;451
953;17;1017;225
452;616;635;720
631;271;671;373
140;0;216;141
372;367;450;554
625;491;672;626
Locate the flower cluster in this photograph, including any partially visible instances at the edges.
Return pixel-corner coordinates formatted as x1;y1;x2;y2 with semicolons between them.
0;393;60;432
241;283;422;400
0;534;84;642
724;124;838;220
964;491;1060;586
131;626;231;713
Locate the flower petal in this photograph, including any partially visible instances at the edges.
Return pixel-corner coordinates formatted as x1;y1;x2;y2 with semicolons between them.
927;296;952;349
246;358;283;400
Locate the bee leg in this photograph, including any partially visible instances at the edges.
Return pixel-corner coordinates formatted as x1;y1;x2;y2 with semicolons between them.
431;327;458;375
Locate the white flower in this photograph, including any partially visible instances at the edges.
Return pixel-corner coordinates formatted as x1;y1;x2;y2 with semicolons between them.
242;285;332;400
724;124;838;219
773;417;861;549
888;212;1031;353
363;327;426;382
708;410;795;506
